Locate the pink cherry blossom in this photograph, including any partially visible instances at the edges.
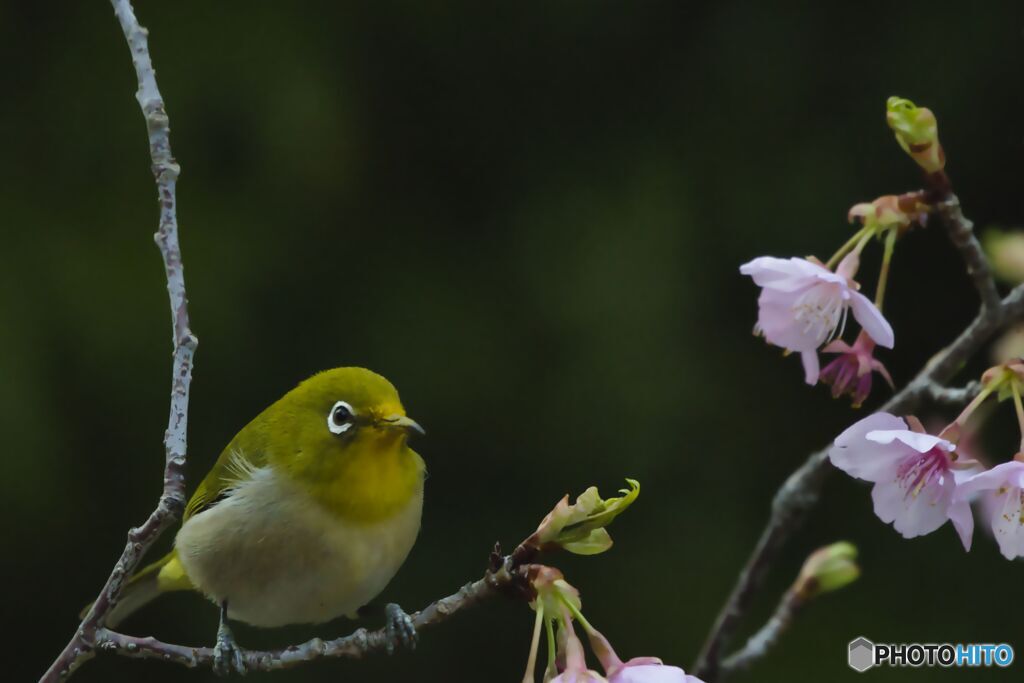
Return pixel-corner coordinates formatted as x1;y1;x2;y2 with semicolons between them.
954;460;1024;560
819;332;894;407
583;625;705;683
828;413;978;548
550;670;607;683
548;614;608;683
739;255;894;384
607;661;703;683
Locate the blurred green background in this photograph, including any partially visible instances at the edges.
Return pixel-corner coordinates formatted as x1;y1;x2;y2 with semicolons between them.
4;1;1023;681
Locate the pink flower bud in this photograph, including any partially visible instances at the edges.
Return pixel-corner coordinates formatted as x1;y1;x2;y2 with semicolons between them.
820;332;894;407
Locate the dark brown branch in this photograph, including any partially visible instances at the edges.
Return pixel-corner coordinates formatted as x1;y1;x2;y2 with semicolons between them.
694;284;1024;682
40;2;196;681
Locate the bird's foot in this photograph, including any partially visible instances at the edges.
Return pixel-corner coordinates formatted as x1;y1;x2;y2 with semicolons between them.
213;603;247;677
384;602;418;654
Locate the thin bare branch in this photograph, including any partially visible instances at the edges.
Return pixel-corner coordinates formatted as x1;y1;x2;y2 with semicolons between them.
40;2;195;681
92;552;538;672
919;379;982;407
933;195;1002;311
720;587;802;674
693;284;1024;682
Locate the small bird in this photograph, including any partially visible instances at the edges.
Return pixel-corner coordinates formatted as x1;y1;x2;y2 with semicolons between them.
101;367;427;674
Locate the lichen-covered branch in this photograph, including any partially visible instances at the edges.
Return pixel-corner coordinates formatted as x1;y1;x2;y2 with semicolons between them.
694;272;1024;681
919;379;982;407
719;586;802;674
933;194;1002;312
92;547;539;672
39;2;196;681
718;541;859;676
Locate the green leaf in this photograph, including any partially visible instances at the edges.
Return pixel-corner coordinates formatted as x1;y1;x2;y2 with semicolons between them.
534;479;641;554
554;479;640;544
562;528;613;555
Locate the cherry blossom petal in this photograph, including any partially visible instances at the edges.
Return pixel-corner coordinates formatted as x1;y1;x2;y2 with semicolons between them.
740;257;843;291
848;291;895;348
551;671;608;683
951;462;1024;559
955;461;1024;499
829;413;908;481
821;339;854;354
801;349;820;385
864;429;952;454
947;499;975;551
871;471;955;538
609;664;692;683
989;488;1024;560
757;290;823;351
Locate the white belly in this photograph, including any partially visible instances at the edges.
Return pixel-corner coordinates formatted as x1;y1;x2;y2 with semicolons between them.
174;465;423;627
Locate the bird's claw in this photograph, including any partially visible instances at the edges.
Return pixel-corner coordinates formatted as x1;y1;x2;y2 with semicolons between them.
213;614;247;676
213;640;245;677
384;602;417;654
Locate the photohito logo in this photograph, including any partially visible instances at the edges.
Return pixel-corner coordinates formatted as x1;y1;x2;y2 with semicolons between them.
848;637;1014;672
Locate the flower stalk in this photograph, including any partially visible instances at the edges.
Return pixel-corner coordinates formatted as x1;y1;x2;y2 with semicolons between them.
825;226;871;271
941;372;1006;443
523;601;546;683
875;228;898;309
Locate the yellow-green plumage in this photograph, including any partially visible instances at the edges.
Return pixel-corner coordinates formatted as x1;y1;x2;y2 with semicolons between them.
104;367;426;629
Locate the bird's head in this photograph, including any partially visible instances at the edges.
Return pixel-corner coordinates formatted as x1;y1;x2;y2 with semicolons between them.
261;367;426;521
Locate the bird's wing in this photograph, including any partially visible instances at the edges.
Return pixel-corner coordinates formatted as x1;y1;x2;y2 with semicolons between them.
184;442;267;521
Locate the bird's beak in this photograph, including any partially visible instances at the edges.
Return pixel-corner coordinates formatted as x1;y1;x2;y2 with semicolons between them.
380;414;426;436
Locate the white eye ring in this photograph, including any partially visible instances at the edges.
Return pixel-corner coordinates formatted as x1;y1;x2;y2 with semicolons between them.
327;400;356;435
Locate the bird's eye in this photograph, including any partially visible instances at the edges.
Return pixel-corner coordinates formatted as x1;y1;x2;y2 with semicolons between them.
327;401;355;435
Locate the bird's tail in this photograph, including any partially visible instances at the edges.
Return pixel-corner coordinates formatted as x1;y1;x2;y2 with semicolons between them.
79;550;194;628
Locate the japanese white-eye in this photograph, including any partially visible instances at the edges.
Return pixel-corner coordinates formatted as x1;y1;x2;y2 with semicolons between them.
98;367;426;667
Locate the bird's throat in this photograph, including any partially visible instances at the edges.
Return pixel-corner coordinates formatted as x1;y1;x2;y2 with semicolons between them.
302;434;423;524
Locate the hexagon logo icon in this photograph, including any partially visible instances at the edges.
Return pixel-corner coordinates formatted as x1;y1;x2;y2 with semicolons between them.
848;637;875;672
